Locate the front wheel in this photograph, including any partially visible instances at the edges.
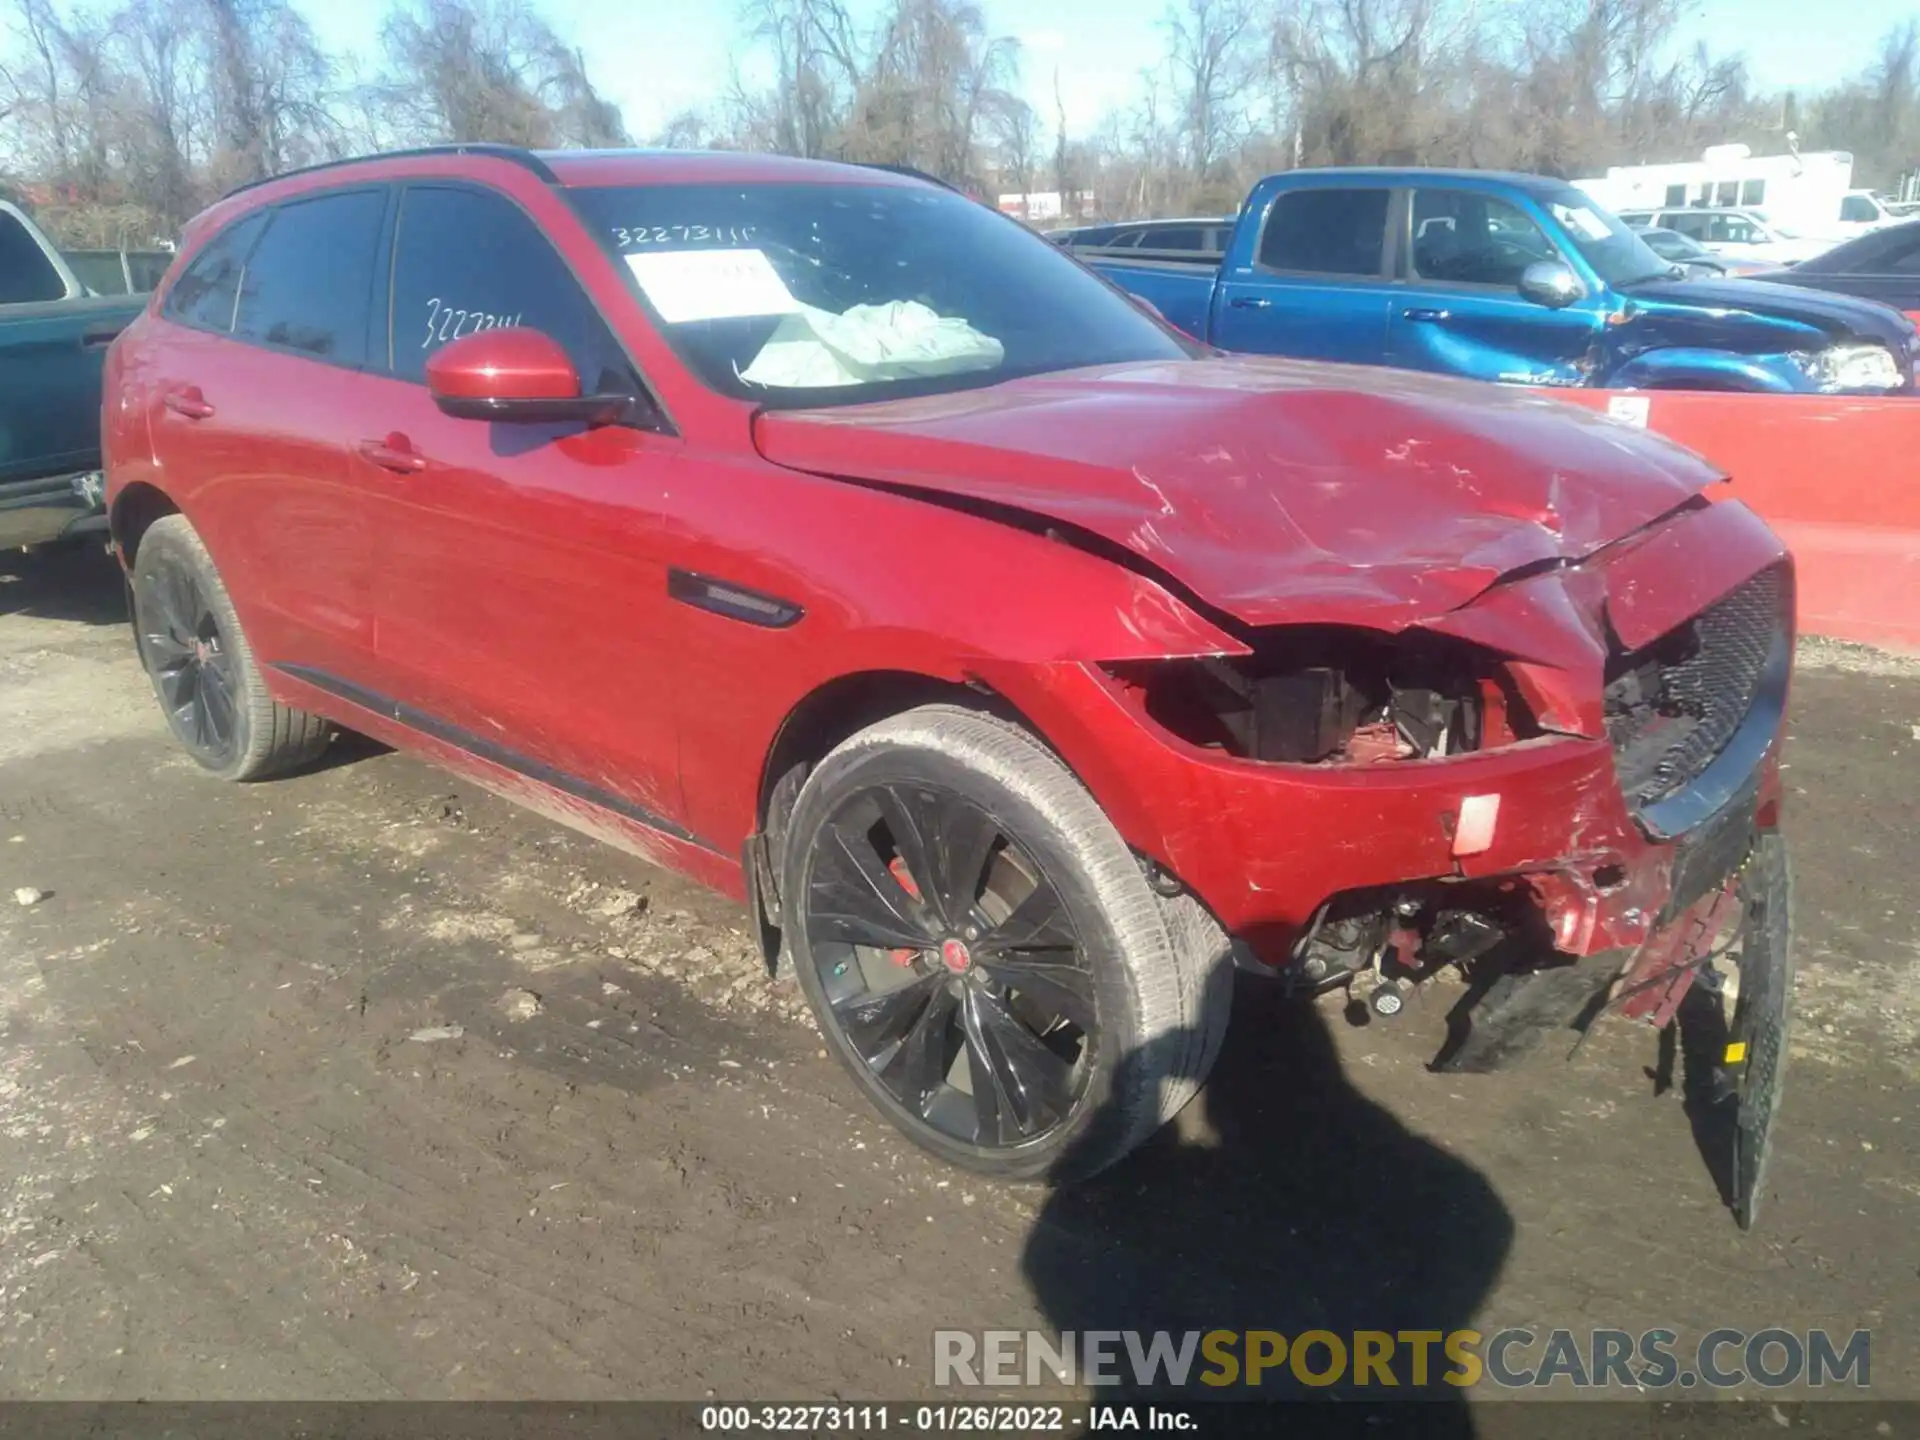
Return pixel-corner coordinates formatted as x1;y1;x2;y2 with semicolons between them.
780;705;1230;1181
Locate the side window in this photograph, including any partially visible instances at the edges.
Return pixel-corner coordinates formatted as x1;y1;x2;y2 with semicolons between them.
1879;234;1920;274
1258;189;1389;276
1663;184;1687;207
1146;227;1205;251
1665;212;1709;241
1713;181;1739;207
390;185;635;395
1741;179;1766;206
234;190;386;364
162;212;267;332
1411;190;1555;287
1840;194;1879;224
0;211;68;305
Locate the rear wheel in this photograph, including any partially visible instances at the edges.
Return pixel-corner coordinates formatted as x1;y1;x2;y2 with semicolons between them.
781;705;1230;1181
130;515;333;781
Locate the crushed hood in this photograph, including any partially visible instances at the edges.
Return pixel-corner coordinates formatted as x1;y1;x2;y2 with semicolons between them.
754;356;1722;630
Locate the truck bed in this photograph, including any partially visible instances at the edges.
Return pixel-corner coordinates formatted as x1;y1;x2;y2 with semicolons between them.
1083;250;1222;340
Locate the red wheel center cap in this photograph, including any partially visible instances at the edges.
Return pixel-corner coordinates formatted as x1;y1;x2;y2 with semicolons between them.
940;938;973;974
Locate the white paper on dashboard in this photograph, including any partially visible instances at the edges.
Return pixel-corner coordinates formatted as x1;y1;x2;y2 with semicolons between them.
624;249;800;324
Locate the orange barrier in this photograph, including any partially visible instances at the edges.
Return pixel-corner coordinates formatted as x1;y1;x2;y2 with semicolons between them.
1546;390;1920;652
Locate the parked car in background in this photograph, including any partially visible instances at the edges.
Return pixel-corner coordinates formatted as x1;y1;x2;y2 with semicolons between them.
1048;217;1232;258
61;247;173;296
1085;168;1915;394
103;145;1794;1221
1636;225;1771;277
1617;207;1830;266
1758;220;1920;321
0;200;144;548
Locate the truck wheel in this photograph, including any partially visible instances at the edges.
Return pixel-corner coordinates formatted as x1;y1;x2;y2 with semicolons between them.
781;705;1231;1181
130;515;333;781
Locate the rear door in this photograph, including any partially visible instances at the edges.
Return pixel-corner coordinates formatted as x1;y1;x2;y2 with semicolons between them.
349;183;689;834
0;209;121;486
1210;186;1394;362
145;188;388;682
1387;186;1605;386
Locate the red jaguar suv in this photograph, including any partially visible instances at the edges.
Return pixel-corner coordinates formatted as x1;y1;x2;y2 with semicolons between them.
101;145;1794;1219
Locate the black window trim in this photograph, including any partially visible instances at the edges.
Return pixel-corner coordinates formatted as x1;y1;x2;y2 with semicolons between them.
1396;185;1578;295
1249;184;1398;282
159;208;270;337
388;177;676;437
164;182;393;375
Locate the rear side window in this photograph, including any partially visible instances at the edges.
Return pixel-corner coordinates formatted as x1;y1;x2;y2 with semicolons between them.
0;211;68;304
389;185;635;394
233;189;386;365
163;213;267;332
1258;190;1389;276
1877;232;1920;274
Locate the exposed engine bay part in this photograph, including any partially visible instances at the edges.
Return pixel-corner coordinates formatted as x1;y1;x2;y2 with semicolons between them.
1107;626;1536;764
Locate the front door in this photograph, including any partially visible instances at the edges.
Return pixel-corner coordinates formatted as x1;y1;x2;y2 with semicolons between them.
1387;188;1606;387
1210;186;1395;363
352;182;691;837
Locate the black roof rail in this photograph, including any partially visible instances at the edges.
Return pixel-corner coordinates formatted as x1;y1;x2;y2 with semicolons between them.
855;162;962;193
221;143;559;200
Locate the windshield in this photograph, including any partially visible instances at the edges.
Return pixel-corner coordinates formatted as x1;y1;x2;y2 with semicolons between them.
569;182;1193;406
1543;190;1673;287
1641;229;1706;262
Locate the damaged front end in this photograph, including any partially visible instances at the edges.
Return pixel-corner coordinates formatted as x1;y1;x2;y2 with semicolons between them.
1078;503;1796;1225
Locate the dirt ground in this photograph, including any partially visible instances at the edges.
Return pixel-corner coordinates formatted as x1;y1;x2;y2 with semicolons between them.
1;542;1916;1407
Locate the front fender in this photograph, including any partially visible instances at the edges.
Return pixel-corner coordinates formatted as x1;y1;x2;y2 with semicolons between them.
1605;346;1806;394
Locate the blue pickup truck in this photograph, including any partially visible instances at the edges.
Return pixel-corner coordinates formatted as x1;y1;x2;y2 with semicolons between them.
1086;168;1916;395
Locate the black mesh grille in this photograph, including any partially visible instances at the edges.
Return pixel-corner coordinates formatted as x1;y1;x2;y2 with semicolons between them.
1604;564;1787;814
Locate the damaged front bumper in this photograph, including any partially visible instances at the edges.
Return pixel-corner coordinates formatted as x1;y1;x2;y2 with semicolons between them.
991;499;1795;1221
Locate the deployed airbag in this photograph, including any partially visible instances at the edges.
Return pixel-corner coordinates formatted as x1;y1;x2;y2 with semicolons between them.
742;300;1004;388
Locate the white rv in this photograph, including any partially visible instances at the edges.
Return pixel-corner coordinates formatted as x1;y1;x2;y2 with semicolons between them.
1574;145;1897;243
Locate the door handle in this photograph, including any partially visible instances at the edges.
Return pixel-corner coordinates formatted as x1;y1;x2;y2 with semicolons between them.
1229;296;1273;310
81;321;127;349
357;435;428;474
162;387;215;420
1402;308;1452;322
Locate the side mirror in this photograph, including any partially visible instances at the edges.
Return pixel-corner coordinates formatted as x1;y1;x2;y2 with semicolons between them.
425;327;632;425
1517;260;1583;309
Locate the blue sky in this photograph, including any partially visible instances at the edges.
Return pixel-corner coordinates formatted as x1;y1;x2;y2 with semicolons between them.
305;0;1915;142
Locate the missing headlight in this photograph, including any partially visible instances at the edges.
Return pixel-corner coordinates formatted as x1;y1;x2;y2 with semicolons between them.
1108;627;1533;763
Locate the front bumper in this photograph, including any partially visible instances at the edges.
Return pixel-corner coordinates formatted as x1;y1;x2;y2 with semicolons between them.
989;503;1792;970
0;470;106;549
1018;656;1784;966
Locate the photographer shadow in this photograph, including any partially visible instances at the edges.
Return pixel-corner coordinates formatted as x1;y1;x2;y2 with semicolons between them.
1022;975;1511;1434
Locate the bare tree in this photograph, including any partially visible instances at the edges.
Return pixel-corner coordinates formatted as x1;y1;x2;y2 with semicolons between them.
1163;0;1256;179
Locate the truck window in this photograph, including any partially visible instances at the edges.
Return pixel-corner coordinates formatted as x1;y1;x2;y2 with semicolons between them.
163;213;268;333
1410;191;1554;287
233;189;385;365
389;184;636;395
1258;189;1389;276
1741;179;1766;206
1664;184;1687;207
1841;194;1880;224
0;210;69;304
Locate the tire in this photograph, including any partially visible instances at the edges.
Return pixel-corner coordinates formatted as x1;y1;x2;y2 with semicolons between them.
780;704;1231;1181
130;514;333;781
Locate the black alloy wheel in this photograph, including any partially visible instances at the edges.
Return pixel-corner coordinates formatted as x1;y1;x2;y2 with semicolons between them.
137;555;240;767
803;780;1097;1151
